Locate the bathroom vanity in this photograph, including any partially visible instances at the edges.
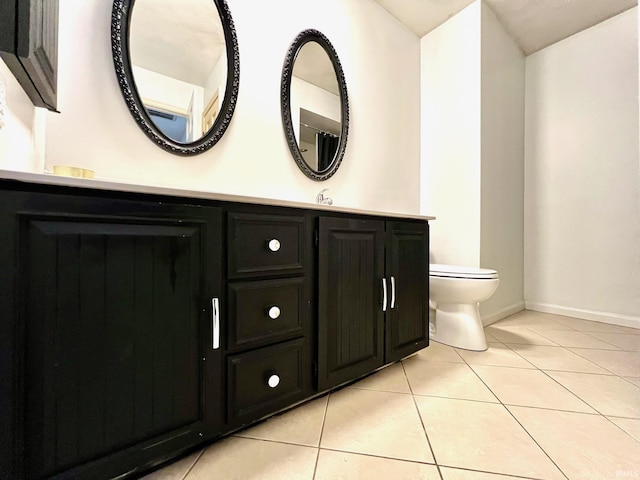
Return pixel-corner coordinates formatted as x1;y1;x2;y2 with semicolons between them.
0;172;433;479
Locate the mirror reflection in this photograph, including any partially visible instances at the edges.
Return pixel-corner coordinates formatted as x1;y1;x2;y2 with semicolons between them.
129;0;227;143
281;29;348;181
291;41;341;172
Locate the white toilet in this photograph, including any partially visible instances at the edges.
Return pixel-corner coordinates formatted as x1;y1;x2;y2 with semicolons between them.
429;264;499;351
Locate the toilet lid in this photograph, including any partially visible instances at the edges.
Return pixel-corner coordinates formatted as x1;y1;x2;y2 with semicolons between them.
430;263;499;279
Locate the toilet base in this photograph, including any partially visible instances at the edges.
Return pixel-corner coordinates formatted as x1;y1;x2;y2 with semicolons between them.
429;302;488;351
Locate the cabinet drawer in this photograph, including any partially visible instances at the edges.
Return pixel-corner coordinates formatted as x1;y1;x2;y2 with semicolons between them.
228;212;305;278
227;338;304;425
229;278;305;350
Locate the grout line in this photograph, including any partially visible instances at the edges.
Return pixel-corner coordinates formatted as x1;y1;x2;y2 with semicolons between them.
180;448;206;480
437;463;556;480
317;447;439;466
579;330;639;351
311;393;331;479
400;360;443;480
461;343;571;480
528;327;627;352
410;392;501;405
562;348;627;376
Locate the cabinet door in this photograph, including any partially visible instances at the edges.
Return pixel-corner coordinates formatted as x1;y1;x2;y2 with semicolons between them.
0;190;222;480
317;217;385;391
385;221;430;362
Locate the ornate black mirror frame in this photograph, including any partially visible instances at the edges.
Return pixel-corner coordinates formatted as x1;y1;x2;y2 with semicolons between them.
281;29;349;181
111;0;240;156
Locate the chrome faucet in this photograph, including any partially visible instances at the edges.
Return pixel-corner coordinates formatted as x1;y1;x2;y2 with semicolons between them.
315;188;333;205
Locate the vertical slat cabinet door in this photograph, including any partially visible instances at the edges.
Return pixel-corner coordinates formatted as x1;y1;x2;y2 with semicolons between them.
385;221;430;362
317;217;385;391
9;191;222;480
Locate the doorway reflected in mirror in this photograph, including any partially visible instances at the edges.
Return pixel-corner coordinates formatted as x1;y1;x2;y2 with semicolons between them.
281;29;349;181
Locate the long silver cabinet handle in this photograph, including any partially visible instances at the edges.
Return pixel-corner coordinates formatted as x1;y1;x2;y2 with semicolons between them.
212;297;220;350
382;278;388;312
390;276;396;309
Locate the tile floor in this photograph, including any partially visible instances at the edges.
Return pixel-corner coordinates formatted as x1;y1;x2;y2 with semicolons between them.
144;310;640;480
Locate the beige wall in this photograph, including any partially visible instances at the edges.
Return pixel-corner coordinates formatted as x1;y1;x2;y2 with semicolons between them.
420;1;482;267
0;60;46;172
524;8;640;327
479;2;526;322
420;0;526;323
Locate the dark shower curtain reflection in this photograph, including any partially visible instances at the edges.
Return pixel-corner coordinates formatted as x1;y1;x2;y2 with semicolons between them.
317;133;339;171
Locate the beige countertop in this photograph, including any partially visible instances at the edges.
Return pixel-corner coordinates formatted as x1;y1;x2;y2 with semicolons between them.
0;170;435;221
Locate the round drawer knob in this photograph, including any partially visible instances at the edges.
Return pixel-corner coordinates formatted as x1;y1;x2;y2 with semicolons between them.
268;306;281;319
267;374;280;388
268;239;281;252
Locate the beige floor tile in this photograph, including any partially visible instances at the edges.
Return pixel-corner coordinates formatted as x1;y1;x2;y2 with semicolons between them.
440;466;538;479
141;450;203;480
485;325;558;346
608;416;640;442
404;358;498;402
320;388;433;463
471;365;595;413
348;363;411;393
507;344;609;374
509;406;640;480
235;395;328;447
584;332;640;352
314;450;440;480
414;397;564;479
455;343;534;369
494;311;573;331
533;329;621;349
568;348;640;377
483;330;501;343
547;371;640;418
550;316;638;333
413;341;464;362
185;437;317;480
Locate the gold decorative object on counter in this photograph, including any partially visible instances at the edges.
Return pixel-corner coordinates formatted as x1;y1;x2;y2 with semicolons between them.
52;165;95;178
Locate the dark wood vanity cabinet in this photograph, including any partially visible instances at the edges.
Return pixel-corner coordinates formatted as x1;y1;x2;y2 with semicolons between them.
0;186;223;479
225;211;313;428
384;221;430;362
0;180;429;479
317;217;429;391
317;218;386;390
0;0;59;110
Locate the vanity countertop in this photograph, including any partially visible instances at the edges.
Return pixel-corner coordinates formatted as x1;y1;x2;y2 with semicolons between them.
0;170;435;221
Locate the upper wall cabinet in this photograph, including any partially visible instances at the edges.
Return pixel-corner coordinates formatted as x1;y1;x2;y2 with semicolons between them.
111;0;240;156
0;0;59;111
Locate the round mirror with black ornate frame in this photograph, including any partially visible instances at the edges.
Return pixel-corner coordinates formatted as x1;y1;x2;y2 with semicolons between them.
281;29;349;181
111;0;239;155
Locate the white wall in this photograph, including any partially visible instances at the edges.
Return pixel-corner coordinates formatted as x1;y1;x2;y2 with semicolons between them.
420;1;482;267
0;60;46;172
42;0;421;214
479;3;525;321
524;7;640;327
421;0;525;323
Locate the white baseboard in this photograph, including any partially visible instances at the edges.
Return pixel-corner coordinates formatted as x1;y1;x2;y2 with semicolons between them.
482;301;525;326
525;301;640;330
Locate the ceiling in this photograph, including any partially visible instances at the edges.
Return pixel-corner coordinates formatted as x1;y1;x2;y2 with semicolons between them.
293;42;340;95
129;0;225;86
374;0;637;55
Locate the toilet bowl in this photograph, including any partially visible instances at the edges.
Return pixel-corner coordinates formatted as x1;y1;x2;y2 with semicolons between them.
429;264;499;351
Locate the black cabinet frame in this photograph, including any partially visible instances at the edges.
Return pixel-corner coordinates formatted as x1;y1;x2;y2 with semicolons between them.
0;0;59;111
